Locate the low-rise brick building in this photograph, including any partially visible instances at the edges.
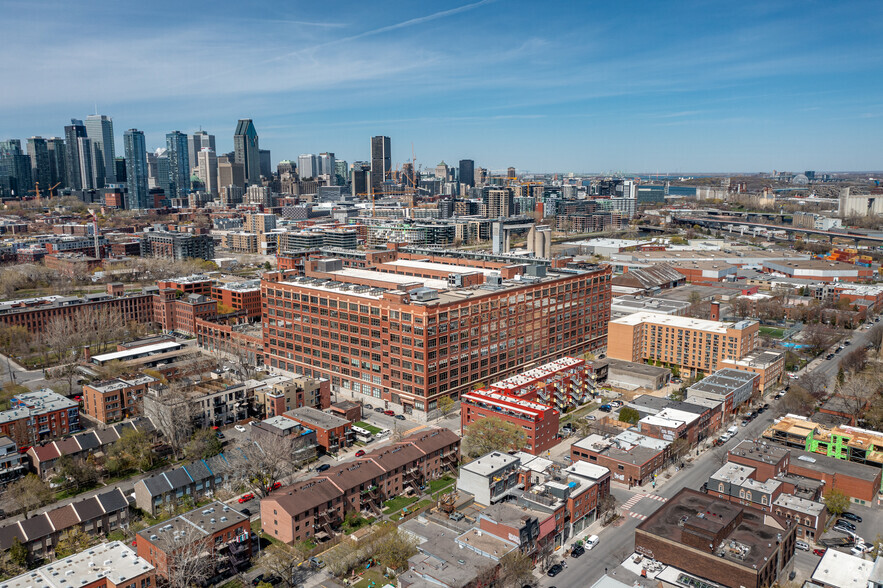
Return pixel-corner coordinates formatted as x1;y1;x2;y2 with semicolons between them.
460;390;559;455
82;375;157;424
634;488;797;588
0;389;79;446
571;431;669;487
261;428;459;545
281;406;351;452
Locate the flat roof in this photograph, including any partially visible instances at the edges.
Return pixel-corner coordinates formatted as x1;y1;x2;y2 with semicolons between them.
91;341;182;363
811;549;874;588
729;440;790;463
787;447;881;481
284;407;350;430
710;463;755;485
329;267;450;290
772;494;824;517
610;311;749;333
563;461;610;481
384;259;498;276
460;451;519;477
1;541;153;588
689;368;758;395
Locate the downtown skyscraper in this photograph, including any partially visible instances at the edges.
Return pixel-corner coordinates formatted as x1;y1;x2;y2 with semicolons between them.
26;137;50;191
165;131;190;199
123;129;148;209
187;130;215;171
370;135;390;195
85;114;116;186
233;119;260;185
63;119;87;190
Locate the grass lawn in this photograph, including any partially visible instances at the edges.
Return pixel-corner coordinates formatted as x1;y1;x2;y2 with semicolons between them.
383;495;418;515
389;499;432;522
760;326;786;338
352;569;393;588
428;476;455;493
355;421;382;435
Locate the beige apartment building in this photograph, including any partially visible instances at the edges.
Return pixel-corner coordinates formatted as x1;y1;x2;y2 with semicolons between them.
607;312;759;377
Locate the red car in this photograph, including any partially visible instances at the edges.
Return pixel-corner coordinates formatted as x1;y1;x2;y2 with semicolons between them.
813;548;826;556
266;482;281;493
238;493;255;503
383;410;395;416
355;450;366;457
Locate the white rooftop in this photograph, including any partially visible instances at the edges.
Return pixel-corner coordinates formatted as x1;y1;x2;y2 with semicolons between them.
329;267;450;291
610;311;745;333
384;259;499;277
460;451;520;477
1;541;153;588
811;549;873;588
91;341;182;363
563;461;610;481
640;407;700;429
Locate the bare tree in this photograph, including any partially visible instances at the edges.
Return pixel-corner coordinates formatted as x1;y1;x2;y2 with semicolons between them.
841;347;868;374
143;383;194;460
795;370;828;401
869;324;883;351
151;530;221;588
260;544;309;588
222;434;301;498
10;474;52;519
836;375;878;424
498;549;534;587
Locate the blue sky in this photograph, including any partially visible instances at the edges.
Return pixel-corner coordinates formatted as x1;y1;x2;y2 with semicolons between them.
2;0;882;173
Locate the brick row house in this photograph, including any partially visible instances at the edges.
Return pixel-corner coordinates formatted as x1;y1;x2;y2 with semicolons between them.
262;428;459;544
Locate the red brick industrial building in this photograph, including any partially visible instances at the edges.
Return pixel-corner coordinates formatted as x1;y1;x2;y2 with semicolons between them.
261;250;611;416
460;390;559;455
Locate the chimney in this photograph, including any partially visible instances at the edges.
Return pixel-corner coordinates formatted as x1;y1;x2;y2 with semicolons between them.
83;346;91;362
710;301;720;321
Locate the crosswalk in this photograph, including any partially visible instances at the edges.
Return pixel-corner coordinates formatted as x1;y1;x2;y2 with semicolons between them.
621;493;668;514
628;511;647;520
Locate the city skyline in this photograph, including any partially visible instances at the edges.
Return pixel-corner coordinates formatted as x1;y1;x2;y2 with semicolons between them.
2;0;882;172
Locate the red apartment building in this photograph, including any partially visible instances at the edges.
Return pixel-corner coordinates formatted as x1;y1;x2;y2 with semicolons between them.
489;356;597;409
262;428;459;544
0;389;80;446
211;281;262;318
152;289;218;336
261;251;611;416
82;375;157;424
460;390;559;455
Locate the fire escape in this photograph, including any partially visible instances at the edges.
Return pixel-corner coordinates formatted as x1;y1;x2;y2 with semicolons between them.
440;448;459;474
314;507;341;539
403;464;424;494
360;484;384;516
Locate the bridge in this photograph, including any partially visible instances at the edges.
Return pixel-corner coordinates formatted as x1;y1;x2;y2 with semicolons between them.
672;214;883;245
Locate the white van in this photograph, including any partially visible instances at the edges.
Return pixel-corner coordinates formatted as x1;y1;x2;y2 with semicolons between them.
585;535;600;550
727;425;739;436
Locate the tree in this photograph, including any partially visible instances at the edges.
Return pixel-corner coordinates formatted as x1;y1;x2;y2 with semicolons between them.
184;428;223;460
803;323;837;357
56;454;98;490
464;416;527;457
436;396;456;420
498;549;534;587
842;347;868;374
5;538;28;574
143;382;194;460
152;531;220;588
55;528;96;558
222;434;301;498
795;370;828;401
782;386;815;415
669;438;689;463
618;406;640;425
10;474;52;519
372;525;418;572
835;374;878;424
822;488;850;517
260;544;308;588
105;427;155;475
869;324;883;351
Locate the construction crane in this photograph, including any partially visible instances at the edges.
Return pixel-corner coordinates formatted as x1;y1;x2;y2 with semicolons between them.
34;182;61;203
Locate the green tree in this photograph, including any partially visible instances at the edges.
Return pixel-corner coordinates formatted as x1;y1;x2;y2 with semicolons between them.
464;416;527;457
55;528;95;558
263;261;272;271
8;538;28;569
436;396;456;420
822;488;850;517
498;549;534;587
618;407;640;425
184;428;223;460
372;524;418;572
57;454;99;490
106;427;155;475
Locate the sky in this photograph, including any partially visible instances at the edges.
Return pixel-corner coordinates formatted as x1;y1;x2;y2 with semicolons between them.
2;0;883;173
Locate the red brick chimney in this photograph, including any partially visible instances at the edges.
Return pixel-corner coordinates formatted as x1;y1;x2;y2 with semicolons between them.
710;301;720;321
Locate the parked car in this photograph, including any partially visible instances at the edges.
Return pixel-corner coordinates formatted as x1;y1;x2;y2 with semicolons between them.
836;519;856;531
317;463;331;472
585;535;600;549
547;563;563;577
833;525;855;535
585;415;596;421
383;410;395;416
365;404;373;410
309;557;325;569
610;400;623;408
570;545;585;558
238;493;255;503
234;424;247;433
252;574;266;586
826;354;835;360
266;481;282;493
813;548;826;556
842;512;862;523
216;431;225;439
395;414;406;420
795;540;810;551
374;407;384;413
355;450;366;457
599;404;612;412
449;511;465;521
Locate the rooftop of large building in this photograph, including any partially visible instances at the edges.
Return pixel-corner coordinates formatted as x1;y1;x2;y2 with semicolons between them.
637;488;787;570
0;389;77;425
688;368;758;396
810;549;875;588
772;493;824;517
611;294;691;316
1;542;153;588
722;348;784;369
610;311;755;333
138;501;248;544
710;462;756;486
729;439;790;464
